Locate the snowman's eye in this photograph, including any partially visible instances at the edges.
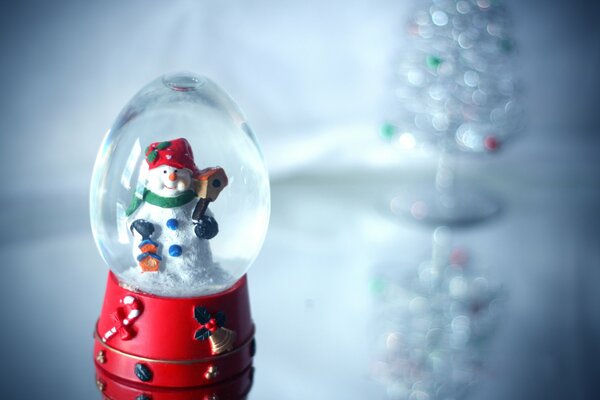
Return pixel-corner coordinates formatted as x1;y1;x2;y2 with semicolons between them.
163;170;167;174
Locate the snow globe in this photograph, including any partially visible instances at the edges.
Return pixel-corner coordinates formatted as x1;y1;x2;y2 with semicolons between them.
90;72;269;396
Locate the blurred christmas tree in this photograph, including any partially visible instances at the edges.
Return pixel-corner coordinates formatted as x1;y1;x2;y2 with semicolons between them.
383;0;524;225
383;0;524;153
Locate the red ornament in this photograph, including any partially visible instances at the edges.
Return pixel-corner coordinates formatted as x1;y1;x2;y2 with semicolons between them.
450;247;469;267
483;135;500;152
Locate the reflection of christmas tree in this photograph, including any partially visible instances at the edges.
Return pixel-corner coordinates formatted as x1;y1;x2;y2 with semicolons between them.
371;228;503;399
383;0;523;153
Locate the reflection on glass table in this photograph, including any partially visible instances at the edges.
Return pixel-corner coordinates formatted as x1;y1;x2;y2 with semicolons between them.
94;362;253;399
370;227;504;399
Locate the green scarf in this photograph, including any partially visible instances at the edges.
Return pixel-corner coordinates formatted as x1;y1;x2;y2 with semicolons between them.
125;189;196;217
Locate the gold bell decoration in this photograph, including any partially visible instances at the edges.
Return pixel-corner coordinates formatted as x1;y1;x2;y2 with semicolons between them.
209;327;237;354
194;306;237;355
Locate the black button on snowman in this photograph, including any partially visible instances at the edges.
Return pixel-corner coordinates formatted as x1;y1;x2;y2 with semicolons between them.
125;138;226;274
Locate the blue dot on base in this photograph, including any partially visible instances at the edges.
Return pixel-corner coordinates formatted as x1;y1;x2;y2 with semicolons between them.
169;245;182;257
166;218;178;230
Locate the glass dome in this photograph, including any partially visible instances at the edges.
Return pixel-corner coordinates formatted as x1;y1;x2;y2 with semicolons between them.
90;72;270;297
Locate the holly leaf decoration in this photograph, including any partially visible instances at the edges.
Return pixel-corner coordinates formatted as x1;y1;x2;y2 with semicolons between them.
194;327;211;341
215;311;226;328
156;141;172;150
194;306;211;324
147;150;158;163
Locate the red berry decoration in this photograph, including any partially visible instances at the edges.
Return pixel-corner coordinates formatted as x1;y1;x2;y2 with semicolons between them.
484;135;500;152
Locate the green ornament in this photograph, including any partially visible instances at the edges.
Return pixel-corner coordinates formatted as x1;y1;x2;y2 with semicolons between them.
369;277;387;296
381;122;397;140
426;55;443;69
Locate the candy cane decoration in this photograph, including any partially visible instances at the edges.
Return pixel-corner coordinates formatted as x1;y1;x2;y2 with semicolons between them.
103;295;143;342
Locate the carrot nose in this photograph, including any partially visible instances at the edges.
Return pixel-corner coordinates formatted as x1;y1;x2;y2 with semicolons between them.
168;172;177;182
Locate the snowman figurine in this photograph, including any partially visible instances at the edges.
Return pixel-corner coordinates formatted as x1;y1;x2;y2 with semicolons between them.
123;138;229;295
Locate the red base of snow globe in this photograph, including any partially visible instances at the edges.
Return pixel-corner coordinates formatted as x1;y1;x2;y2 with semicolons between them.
94;271;255;389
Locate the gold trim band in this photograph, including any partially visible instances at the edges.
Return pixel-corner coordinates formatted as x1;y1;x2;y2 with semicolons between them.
94;325;255;365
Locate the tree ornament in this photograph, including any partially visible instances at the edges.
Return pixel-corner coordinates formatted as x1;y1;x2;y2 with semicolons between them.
425;54;443;69
484;135;500;152
380;122;397;140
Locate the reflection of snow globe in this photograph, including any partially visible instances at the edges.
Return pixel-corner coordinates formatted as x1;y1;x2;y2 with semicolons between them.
91;72;269;392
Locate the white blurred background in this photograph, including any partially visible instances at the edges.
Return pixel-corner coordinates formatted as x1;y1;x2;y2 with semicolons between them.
0;0;599;399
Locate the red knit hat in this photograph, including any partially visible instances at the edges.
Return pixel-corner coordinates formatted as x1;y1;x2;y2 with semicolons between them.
145;138;201;175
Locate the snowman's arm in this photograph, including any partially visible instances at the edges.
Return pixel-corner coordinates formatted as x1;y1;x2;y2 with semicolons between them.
193;207;218;240
126;203;154;240
130;219;155;241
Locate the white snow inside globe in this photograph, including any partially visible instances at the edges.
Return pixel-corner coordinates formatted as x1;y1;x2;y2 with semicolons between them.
90;72;270;297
